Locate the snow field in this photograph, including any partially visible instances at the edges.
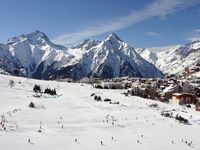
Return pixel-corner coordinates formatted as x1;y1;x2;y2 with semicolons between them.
0;74;200;150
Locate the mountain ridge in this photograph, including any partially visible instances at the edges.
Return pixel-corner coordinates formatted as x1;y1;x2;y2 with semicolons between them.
136;41;200;75
0;31;163;80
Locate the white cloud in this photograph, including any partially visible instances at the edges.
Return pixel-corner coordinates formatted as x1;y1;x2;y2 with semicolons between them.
53;0;200;47
147;31;159;37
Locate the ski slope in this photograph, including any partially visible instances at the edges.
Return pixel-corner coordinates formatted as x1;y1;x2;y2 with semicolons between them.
0;74;200;150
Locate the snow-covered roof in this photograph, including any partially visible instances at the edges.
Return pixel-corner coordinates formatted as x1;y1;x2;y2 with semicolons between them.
172;93;182;96
163;85;174;93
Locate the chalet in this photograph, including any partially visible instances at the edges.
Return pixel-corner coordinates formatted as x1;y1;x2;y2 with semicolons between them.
171;93;196;105
192;87;200;97
196;101;200;111
101;82;124;89
160;84;182;101
180;81;193;93
122;81;132;89
130;82;160;99
158;92;168;102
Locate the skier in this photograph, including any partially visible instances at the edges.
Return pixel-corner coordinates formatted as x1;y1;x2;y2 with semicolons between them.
15;122;18;129
137;140;140;143
100;141;103;145
112;121;114;125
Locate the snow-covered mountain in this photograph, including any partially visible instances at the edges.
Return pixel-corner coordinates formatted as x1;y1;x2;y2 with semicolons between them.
48;33;163;79
136;41;200;75
0;31;73;78
0;31;163;80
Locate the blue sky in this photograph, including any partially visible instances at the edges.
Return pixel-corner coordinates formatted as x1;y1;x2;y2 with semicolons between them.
0;0;200;48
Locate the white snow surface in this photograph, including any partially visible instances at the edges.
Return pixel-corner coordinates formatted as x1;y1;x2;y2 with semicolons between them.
193;72;200;77
0;74;200;150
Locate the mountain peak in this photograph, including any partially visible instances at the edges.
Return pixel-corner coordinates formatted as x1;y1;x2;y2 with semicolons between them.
27;30;67;49
31;30;46;37
27;30;49;41
71;39;100;49
6;30;49;45
105;33;123;42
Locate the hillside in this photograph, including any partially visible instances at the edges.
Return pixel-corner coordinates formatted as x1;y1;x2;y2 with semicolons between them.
0;74;200;150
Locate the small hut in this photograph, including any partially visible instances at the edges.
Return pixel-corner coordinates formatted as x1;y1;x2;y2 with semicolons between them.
171;93;196;105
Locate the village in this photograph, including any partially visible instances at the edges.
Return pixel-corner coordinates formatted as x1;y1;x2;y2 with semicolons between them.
80;66;200;112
